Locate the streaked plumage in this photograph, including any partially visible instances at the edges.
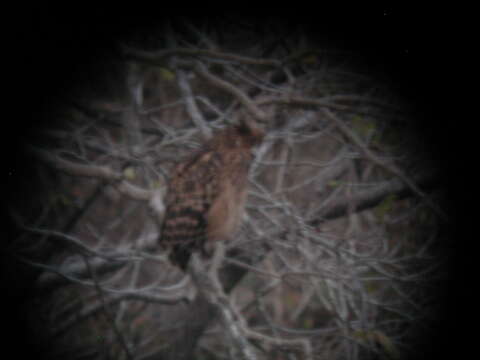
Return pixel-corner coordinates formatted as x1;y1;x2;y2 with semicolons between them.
160;119;264;270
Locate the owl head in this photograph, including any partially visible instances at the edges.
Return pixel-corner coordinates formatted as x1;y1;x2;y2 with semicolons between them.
233;117;265;148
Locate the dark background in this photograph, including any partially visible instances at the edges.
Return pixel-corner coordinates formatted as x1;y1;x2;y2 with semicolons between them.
4;7;460;359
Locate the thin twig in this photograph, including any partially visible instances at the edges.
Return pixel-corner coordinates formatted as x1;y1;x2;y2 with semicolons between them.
189;253;259;360
83;255;135;360
176;68;213;140
120;44;280;67
321;108;448;222
31;147;154;201
193;62;268;122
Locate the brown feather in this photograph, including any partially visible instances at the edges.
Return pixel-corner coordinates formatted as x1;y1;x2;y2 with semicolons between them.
159;119;264;270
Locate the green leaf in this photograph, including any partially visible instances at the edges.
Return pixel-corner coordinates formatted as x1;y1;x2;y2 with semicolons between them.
151;180;164;189
49;193;72;207
59;194;72;206
351;116;375;139
365;281;380;294
328;180;341;188
302;54;318;65
303;317;314;329
159;67;175;81
352;330;400;359
374;194;397;222
123;167;136;180
374;331;401;359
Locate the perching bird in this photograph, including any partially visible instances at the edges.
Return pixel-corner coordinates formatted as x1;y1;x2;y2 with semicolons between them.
159;118;264;270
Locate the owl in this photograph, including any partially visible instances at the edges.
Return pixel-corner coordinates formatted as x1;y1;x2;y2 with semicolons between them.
159;118;264;270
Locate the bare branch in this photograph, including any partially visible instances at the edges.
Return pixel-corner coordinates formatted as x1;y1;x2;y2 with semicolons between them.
33;147;121;180
83;255;135;360
321;108;448;221
189;252;258;360
120;44;280;67
256;94;402;117
193;62;268;122
243;327;313;360
26;255;192;304
33;232;160;291
22;227;124;260
17;25;445;360
189;245;312;360
176;68;213;140
312;171;439;224
32;147;154;201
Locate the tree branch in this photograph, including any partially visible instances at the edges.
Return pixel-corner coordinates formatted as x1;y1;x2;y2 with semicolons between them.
321;108;448;222
188;249;258;360
176;68;213;140
83;255;135;360
53;278;193;339
193;62;268;123
312;171;440;225
120;44;280;67
256;93;405;118
28;167;438;294
149;169;441;359
31;147;158;202
188;243;313;360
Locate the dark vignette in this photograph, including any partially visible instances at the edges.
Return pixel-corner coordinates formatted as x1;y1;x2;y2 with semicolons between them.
4;8;459;360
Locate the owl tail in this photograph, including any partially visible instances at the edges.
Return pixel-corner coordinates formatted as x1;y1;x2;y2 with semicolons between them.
169;244;191;271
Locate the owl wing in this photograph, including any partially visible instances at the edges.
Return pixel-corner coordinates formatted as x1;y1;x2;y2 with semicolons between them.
160;151;222;269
